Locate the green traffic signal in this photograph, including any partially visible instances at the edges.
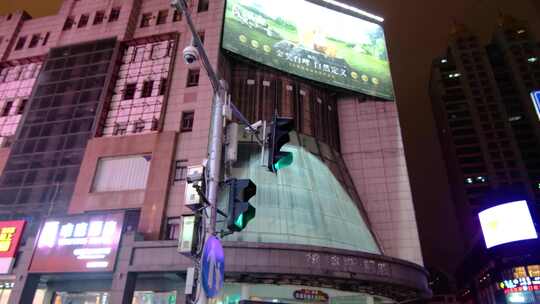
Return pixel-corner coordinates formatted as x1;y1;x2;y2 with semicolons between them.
268;115;295;172
227;179;256;232
273;151;293;171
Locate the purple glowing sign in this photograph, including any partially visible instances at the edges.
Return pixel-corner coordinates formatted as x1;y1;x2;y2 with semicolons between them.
30;212;124;273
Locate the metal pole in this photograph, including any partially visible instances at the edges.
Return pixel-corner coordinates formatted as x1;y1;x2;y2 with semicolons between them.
169;2;224;304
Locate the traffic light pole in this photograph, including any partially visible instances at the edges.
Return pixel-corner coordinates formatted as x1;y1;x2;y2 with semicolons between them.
170;1;223;304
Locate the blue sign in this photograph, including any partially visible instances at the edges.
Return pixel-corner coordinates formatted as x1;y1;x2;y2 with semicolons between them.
532;91;540;120
201;236;225;298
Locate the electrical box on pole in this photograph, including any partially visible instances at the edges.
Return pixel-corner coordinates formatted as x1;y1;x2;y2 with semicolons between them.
178;215;200;256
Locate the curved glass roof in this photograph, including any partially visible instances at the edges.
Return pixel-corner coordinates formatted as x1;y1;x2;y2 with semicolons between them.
218;133;380;254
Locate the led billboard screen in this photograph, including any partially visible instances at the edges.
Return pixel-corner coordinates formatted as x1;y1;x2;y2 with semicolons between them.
222;0;394;100
30;212;124;273
478;200;537;249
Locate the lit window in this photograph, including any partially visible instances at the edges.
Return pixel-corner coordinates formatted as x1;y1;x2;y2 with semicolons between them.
517;29;526;34
528;57;538;63
528;265;540;277
441;58;448;63
465;177;473;184
476;176;487;183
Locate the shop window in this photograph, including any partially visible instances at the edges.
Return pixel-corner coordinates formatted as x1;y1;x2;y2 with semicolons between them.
78;14;89;28
156;10;168;25
159;77;168;95
123;83;136;100
140;13;152;28
173;9;182;22
513;266;527;278
92;155;151;192
173;159;188;182
93;10;105;25
28;34;40;48
186;68;200;87
181;111;194;132
108;7;121;22
141;80;154;98
17;99;28;115
14;36;26;50
62;17;74;30
166;217;181;240
42;32;50;45
1;101;13;116
198;0;209;12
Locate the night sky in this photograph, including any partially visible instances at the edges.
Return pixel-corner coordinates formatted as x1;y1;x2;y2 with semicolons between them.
1;0;539;278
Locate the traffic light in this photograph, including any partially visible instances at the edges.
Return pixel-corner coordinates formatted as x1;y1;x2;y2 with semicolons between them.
267;115;294;172
227;179;256;232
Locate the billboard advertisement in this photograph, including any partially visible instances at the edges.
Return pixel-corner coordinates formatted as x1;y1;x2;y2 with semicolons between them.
30;212;124;273
222;0;394;100
0;220;25;274
478;200;537;249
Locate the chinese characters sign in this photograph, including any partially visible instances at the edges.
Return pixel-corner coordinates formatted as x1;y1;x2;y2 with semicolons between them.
0;220;25;274
30;213;124;273
499;276;540;294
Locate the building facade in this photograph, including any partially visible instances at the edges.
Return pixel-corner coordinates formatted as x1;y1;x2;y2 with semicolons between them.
0;0;429;303
430;16;540;304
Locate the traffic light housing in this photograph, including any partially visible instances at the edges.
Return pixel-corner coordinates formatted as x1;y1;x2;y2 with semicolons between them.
267;116;294;172
227;179;256;232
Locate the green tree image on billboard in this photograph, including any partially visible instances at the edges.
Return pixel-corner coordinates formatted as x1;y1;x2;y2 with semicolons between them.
222;0;395;100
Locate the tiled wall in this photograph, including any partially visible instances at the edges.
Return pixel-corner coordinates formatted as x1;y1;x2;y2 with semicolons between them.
338;98;424;266
0;62;41;146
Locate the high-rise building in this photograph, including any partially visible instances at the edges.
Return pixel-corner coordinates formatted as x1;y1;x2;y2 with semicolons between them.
430;15;540;304
0;0;429;303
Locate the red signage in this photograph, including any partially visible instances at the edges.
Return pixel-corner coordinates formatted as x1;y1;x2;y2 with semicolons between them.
293;289;329;302
30;212;124;273
0;220;25;258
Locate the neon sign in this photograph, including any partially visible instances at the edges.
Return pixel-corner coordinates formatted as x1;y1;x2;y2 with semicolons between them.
499;276;540;294
0;220;25;274
30;213;123;273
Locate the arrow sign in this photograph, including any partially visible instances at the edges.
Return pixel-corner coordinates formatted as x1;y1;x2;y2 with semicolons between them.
531;90;540;121
201;236;224;298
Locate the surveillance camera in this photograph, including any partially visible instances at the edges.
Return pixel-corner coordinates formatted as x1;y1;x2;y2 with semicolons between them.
183;45;199;64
